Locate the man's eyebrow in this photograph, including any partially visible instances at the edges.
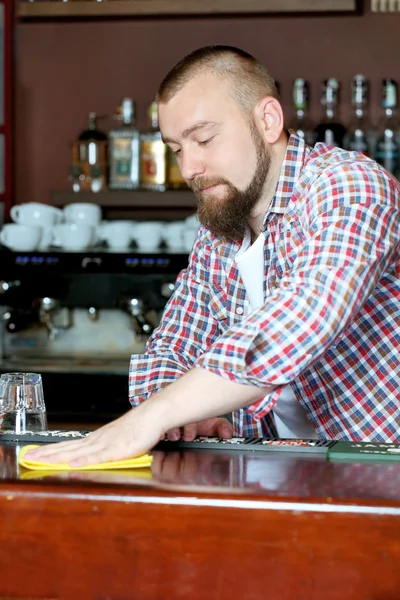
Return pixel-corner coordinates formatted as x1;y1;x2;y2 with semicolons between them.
163;121;219;144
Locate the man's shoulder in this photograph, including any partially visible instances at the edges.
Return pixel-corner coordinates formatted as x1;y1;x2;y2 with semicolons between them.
305;143;373;174
301;143;399;194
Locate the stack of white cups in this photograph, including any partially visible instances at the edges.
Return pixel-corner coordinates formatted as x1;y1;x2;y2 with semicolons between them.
0;202;63;251
0;202;200;254
56;203;102;251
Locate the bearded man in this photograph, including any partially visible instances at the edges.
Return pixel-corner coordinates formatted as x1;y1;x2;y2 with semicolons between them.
27;45;400;467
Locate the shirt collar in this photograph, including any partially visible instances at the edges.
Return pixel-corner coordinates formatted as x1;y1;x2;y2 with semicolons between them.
264;131;310;222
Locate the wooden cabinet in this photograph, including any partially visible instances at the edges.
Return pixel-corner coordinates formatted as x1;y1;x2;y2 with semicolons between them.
18;0;362;20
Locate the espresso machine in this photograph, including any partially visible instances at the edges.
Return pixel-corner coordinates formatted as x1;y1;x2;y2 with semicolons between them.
0;248;187;425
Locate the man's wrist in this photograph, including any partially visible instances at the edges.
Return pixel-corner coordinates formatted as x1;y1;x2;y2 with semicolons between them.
133;390;175;436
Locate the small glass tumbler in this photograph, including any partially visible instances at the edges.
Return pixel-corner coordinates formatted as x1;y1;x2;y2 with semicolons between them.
0;372;48;433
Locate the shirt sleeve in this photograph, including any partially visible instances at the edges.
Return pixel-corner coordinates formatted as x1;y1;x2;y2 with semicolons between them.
129;227;220;406
195;162;400;421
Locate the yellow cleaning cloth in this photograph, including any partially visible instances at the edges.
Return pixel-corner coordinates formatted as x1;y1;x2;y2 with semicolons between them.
18;444;153;471
20;467;153;481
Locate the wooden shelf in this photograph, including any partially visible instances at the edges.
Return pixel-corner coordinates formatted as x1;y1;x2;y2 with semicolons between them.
18;0;360;19
51;190;197;208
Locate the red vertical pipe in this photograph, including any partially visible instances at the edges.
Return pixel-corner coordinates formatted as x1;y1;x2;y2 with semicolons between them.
0;0;14;221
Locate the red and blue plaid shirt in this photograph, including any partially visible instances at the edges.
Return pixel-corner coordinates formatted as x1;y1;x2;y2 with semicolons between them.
129;133;400;442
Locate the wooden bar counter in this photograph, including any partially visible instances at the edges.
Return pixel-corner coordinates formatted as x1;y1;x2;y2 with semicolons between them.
0;441;399;599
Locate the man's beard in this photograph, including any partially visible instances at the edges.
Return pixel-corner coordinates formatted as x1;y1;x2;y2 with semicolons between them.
189;124;271;242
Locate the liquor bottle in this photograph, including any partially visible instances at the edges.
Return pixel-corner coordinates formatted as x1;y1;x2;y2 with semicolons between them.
139;101;167;192
374;79;400;178
345;75;372;156
70;112;108;192
69;143;84;192
108;98;140;190
167;148;188;190
289;79;315;146
315;79;347;148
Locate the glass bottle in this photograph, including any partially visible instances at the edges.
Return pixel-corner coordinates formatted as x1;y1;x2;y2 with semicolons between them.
167;148;188;190
374;79;400;178
77;112;108;163
345;75;372;156
315;79;347;148
289;79;315;146
69;143;84;192
71;112;108;192
108;98;140;190
139;101;167;192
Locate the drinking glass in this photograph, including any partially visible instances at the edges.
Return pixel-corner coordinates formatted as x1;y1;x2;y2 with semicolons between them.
0;373;48;433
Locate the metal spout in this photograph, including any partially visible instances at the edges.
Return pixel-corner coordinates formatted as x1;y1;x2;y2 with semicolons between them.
120;298;154;338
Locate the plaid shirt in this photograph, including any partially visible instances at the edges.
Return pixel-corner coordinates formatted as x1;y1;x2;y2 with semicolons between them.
129;133;400;442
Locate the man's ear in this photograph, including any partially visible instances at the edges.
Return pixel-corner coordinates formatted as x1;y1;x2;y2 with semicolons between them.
255;97;284;144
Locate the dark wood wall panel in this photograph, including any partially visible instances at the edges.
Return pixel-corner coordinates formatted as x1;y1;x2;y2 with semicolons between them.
15;10;400;207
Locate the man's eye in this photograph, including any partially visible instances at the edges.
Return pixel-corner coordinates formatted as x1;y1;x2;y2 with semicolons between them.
173;148;182;156
199;136;215;146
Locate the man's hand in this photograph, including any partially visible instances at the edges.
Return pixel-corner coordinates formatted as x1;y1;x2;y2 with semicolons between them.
165;417;233;441
23;400;163;467
24;414;233;468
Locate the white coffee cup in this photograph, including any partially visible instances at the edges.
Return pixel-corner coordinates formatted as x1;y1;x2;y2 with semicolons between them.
63;203;102;226
98;221;134;250
52;223;94;251
38;226;54;251
10;202;63;227
133;221;164;252
182;228;199;252
182;213;200;252
162;221;185;251
185;213;200;229
0;224;42;252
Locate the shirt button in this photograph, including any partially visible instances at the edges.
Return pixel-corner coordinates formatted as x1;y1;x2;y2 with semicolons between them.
236;307;244;315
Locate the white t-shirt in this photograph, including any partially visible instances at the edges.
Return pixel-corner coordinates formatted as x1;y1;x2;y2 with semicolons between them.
235;229;317;439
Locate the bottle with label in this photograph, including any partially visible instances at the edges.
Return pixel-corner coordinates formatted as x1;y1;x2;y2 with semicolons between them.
140;102;167;192
344;75;373;156
70;112;108;192
108;98;140;190
374;79;400;178
167;148;188;189
315;79;347;148
289;79;315;146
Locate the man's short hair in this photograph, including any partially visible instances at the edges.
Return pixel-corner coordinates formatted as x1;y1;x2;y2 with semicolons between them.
156;45;279;114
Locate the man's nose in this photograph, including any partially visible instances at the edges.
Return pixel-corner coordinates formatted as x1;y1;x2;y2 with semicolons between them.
179;150;205;181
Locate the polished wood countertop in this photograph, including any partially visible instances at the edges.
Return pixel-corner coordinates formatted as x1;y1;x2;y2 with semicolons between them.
2;441;400;505
0;441;399;599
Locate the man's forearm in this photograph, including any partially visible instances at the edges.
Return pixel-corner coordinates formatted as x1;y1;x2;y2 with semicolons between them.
26;367;275;465
144;366;275;434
